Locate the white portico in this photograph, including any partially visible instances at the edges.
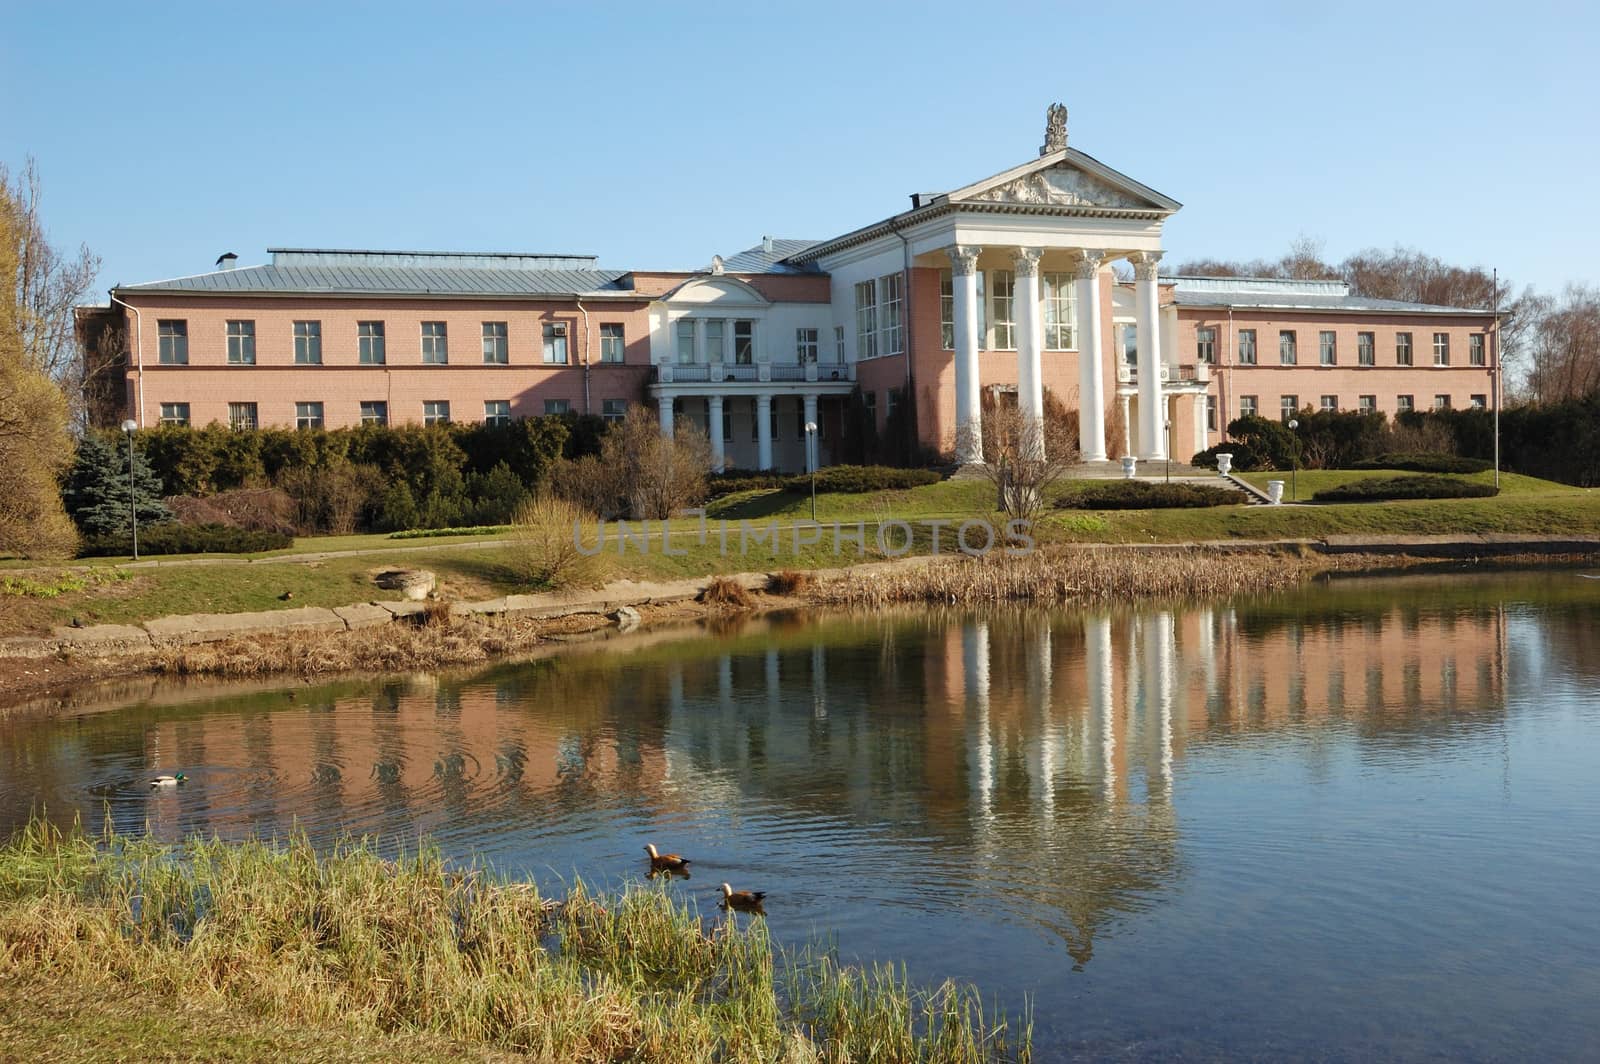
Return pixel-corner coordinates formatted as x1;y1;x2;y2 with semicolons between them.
788;105;1183;463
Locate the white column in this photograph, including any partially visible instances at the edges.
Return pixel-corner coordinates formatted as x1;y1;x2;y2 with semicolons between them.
1012;247;1044;459
1074;251;1107;461
802;393;819;470
659;395;675;438
947;245;983;464
1120;394;1132;458
755;392;773;470
1086;615;1115;801
1133;251;1165;460
708;394;725;471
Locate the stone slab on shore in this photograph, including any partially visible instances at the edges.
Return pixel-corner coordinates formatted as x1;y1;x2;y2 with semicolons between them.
334;603;393;630
1320;533;1600;556
50;624;152;654
143;606;347;646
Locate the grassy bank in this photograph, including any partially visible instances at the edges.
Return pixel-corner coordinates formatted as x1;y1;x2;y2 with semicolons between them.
0;820;1030;1063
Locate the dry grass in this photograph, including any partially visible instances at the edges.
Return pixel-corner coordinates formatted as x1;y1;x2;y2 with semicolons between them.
809;546;1324;607
0;819;1031;1063
767;569;815;596
507;494;610;591
699;575;755;609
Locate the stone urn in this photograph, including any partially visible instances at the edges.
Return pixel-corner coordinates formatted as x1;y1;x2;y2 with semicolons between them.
375;568;436;601
1266;480;1285;505
1215;452;1234;476
1120;456;1138;479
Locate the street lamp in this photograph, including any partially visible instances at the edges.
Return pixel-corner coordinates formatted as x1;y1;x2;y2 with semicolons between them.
120;419;140;560
1287;418;1300;502
1164;419;1172;483
804;421;819;521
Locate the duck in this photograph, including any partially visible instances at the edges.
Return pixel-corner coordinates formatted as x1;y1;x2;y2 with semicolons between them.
278;590;294;601
149;773;188;787
719;882;766;914
644;843;691;875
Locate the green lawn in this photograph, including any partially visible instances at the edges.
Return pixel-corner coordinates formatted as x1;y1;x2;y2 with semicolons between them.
1236;468;1575;500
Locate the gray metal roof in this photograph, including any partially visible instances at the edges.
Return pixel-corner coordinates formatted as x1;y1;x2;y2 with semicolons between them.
118;247;635;298
721;238;823;274
1165;275;1493;316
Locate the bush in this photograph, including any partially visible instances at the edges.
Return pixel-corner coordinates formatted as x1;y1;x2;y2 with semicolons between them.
507;495;608;590
1058;480;1242;510
699;575;753;608
78;522;292;557
1352;453;1493;474
1312;475;1499;502
708;469;789;497
165;488;297;536
789;466;940;494
277;461;380;534
1192;441;1273;472
546;407;708;521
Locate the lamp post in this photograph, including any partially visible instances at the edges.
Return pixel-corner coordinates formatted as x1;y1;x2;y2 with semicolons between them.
120;419;140;560
804;421;819;521
1164;419;1172;483
1287;418;1300;502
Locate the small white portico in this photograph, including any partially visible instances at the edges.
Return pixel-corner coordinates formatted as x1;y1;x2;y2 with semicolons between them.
793;105;1183;463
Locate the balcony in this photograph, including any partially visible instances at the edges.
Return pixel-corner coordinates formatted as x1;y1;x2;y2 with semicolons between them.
1116;361;1210;385
653;360;855;386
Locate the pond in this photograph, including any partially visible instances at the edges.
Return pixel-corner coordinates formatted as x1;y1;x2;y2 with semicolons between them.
4;571;1599;1061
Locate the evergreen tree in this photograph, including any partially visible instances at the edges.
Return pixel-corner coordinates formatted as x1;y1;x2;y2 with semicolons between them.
62;431;171;537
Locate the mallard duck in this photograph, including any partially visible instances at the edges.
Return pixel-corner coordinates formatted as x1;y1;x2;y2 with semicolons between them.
720;882;766;914
149;773;188;787
644;843;691;874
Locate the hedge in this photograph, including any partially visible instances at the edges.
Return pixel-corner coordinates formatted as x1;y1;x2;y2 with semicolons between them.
78;522;294;557
1058;480;1242;510
1351;453;1493;474
710;465;941;497
1311;476;1499;503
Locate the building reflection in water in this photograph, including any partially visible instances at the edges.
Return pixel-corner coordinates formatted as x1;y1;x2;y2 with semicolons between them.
0;582;1522;970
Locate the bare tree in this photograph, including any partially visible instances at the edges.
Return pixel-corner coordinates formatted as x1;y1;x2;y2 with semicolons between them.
2;158;101;414
548;406;711;521
962;393;1080;522
1524;285;1600;404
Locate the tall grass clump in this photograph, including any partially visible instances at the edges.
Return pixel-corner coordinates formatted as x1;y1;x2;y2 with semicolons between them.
810;546;1322;607
0;819;1030;1063
508;494;610;591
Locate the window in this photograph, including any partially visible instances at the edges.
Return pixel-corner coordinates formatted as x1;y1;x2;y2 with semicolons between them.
733;320;754;365
600;323;625;363
1206;393;1218;431
159;402;190;426
834;325;845;364
865;391;877;426
1238;329;1257;365
796;328;819;363
1359;395;1377;414
158;320;188;365
886;388;899;421
227;320;256;365
676;319;696;364
542;322;568;364
880;273;904;356
482;321;508;364
989;270;1015;349
1319;331;1336;366
295;401;324;429
1433;394;1451;410
1320;394;1338;412
1240;395;1258;418
1470;393;1488;409
1044;273;1076;350
1122;325;1138;366
484;400;511;426
359;401;388;426
543;399;570;415
1396;332;1413;366
602;398;627;423
421;322;448;364
358;321;386;365
1279;330;1297;365
423;400;450;425
722;406;732;442
1397;394;1415;413
293;320;322;365
1433;333;1450;366
855;281;878;359
1469;334;1486;367
1280;395;1299;422
939;269;954;349
228;402;257;430
704;319;725;362
1358;331;1375;366
1196;327;1216;364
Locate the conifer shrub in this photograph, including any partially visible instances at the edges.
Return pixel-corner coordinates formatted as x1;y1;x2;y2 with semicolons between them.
78;522;291;557
1058;480;1242;510
1312;475;1498;502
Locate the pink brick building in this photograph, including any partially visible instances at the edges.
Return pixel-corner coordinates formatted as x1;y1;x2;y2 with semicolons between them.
87;107;1497;472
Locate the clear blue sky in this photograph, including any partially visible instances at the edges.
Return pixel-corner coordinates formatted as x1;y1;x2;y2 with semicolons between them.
4;0;1594;299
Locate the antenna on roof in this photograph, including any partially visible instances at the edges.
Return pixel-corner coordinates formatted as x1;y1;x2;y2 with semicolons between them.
215;252;238;270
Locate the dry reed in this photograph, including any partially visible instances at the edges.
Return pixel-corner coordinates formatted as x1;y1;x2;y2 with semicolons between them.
0;819;1030;1063
809;546;1323;608
767;569;815;596
699;575;755;609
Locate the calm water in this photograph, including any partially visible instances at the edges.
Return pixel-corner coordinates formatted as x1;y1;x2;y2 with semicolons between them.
5;572;1600;1061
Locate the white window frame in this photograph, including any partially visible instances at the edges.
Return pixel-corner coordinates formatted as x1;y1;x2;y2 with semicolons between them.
880;273;904;356
294;320;322;365
421;321;448;365
1043;272;1076;351
423;399;450;425
1195;326;1216;364
1238;329;1257;365
295;401;324;429
796;327;819;363
1433;394;1451;410
704;319;725;363
1433;332;1450;366
1320;394;1338;412
359;400;388;426
1397;394;1415;413
482;321;508;365
158;319;188;365
542;322;569;365
1358;331;1375;366
1241;395;1258;418
1280;395;1299;422
1319;331;1336;366
733;320;754;365
227;320;256;365
543;399;570;415
989;269;1015;350
484;400;511;426
602;398;627;423
228;401;257;431
676;319;697;364
939;269;954;349
358;321;386;365
158;401;190;426
834;325;845;364
1359;395;1377;414
1279;330;1297;366
600;323;625;363
854;281;877;360
1396;333;1413;366
1470;393;1487;409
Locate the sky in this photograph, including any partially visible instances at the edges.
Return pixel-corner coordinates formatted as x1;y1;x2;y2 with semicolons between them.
4;0;1596;300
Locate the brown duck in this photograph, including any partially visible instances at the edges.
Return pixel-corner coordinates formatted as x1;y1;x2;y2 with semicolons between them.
644;843;691;875
720;882;766;914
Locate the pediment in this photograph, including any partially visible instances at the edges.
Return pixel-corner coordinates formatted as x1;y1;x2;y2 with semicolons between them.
661;275;770;306
947;150;1180;214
